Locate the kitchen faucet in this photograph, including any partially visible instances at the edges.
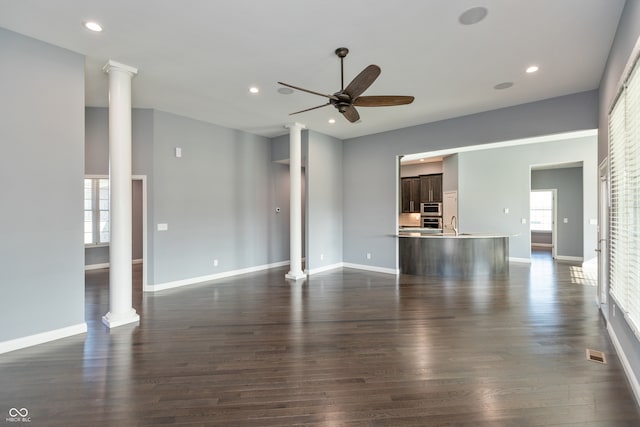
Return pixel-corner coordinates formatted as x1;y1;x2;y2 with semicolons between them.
451;215;458;236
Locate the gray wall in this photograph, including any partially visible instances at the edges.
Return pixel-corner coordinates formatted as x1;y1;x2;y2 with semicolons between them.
598;0;640;396
151;110;284;284
306;131;343;272
85;108;288;284
442;154;459;193
458;137;595;260
0;29;85;341
343;90;599;270
531;231;552;246
531;167;584;258
84;108;153;268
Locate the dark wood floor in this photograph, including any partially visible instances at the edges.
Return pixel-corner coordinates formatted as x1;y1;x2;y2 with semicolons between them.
1;254;639;426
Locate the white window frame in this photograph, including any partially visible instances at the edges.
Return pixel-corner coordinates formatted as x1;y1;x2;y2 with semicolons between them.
84;175;110;247
530;190;554;232
608;37;640;339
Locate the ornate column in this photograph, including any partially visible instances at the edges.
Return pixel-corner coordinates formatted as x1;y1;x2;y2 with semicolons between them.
102;60;140;328
285;123;306;280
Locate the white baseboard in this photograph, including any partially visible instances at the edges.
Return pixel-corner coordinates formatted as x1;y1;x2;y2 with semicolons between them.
607;323;640;407
555;255;584;262
85;259;143;271
146;260;290;292
0;323;87;355
306;262;344;276
509;257;532;264
342;262;399;275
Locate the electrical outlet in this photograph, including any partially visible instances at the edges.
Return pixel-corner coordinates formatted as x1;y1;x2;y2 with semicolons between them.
213;259;218;267
366;253;372;260
320;254;324;261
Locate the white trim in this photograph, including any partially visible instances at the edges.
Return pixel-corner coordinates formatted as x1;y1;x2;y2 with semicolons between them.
84;259;143;271
342;262;399;275
85;263;110;271
146;261;290;292
509;257;532;264
531;243;553;248
306;262;343;276
607;323;640;407
132;175;148;292
0;323;87;354
555;255;584;262
85;243;109;248
102;309;139;328
402;129;597;163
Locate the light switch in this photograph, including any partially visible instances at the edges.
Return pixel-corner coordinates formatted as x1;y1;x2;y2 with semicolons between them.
521;218;527;224
503;208;509;214
175;147;182;158
563;218;568;223
157;223;168;231
589;218;597;225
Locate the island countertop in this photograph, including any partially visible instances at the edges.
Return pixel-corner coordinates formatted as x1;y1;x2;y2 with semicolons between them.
398;229;514;239
398;230;510;276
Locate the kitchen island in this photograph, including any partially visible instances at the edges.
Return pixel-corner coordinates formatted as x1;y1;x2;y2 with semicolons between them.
398;229;509;277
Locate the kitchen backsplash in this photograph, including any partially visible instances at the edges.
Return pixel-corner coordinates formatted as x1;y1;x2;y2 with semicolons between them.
399;213;421;227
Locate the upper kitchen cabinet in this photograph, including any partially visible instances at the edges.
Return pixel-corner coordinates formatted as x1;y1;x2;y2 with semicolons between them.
420;173;443;203
401;177;421;212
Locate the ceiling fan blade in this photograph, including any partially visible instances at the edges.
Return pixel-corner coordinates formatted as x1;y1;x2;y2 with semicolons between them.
343;65;381;100
278;82;338;101
354;95;415;107
341;105;360;123
289;103;331;115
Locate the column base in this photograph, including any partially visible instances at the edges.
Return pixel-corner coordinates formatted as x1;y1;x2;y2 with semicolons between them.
285;271;306;281
102;309;140;328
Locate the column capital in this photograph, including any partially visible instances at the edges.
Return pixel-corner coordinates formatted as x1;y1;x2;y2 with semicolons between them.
103;60;138;77
284;122;306;131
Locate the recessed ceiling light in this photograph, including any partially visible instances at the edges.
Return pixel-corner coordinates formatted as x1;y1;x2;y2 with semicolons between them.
458;7;488;25
249;86;260;94
278;87;294;95
526;65;539;73
328;119;336;124
84;21;103;32
494;82;514;90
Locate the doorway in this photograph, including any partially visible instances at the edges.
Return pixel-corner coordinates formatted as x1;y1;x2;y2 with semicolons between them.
530;189;557;259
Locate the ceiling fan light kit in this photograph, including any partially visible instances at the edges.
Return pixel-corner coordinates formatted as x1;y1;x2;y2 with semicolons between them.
278;47;414;123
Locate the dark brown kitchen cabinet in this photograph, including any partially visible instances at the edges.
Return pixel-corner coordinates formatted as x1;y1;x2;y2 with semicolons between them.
420;173;443;203
401;177;420;212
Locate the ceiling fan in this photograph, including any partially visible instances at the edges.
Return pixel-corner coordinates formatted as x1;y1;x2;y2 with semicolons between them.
278;47;414;123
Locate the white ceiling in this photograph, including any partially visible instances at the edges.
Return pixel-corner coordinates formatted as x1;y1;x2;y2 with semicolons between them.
0;0;625;140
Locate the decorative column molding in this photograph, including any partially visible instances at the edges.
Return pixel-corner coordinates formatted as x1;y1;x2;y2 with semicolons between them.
102;60;140;328
285;122;306;280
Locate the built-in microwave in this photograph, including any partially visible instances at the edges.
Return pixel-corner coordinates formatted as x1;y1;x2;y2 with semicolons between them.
421;202;442;217
422;216;443;229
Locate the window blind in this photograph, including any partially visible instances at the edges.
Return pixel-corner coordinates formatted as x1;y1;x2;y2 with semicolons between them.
609;50;640;335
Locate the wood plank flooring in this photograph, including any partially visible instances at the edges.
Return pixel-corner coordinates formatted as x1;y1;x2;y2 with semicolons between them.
1;253;639;426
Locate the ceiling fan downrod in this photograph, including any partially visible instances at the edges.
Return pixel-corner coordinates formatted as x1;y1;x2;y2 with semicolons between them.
335;47;349;91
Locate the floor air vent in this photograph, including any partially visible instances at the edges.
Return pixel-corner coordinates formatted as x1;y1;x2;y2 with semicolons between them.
586;349;607;364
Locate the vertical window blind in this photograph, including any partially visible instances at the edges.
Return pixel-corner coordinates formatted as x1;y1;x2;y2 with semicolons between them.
609;51;640;336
